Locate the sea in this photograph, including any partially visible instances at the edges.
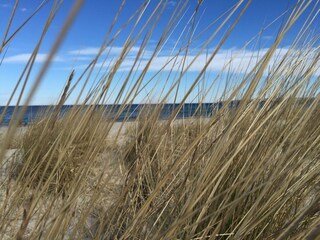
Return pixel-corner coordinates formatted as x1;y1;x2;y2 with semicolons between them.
0;101;241;126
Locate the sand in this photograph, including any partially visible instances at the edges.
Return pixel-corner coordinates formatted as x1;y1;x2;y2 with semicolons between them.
0;123;129;239
0;118;207;238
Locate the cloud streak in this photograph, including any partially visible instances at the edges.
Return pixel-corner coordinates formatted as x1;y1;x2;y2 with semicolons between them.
5;47;318;77
75;47;319;76
68;46;142;56
3;53;63;64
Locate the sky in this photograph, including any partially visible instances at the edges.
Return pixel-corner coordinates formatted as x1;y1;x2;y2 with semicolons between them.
0;0;319;105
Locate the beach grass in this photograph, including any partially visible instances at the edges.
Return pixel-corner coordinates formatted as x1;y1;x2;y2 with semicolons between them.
0;0;319;239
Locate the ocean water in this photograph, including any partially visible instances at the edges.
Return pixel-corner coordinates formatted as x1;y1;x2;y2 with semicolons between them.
0;102;241;126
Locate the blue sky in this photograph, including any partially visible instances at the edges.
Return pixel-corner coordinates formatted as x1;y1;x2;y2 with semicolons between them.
0;0;319;105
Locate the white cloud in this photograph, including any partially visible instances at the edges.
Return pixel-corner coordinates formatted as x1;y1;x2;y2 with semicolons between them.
71;56;92;61
68;47;100;55
75;47;319;76
68;46;142;56
20;7;27;12
3;53;63;64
